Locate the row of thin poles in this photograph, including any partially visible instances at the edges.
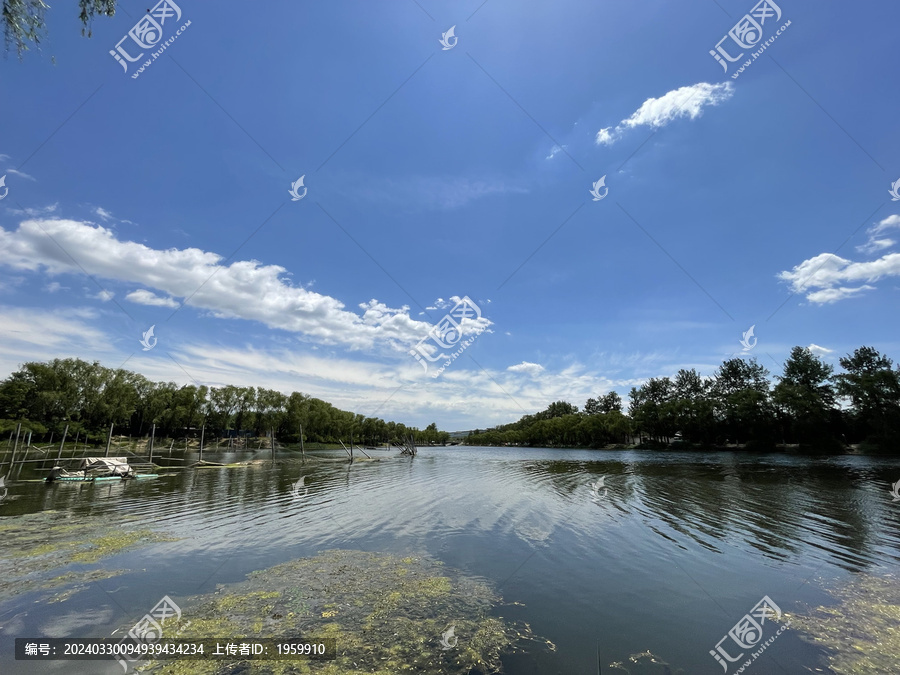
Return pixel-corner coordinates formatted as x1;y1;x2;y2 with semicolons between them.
0;419;366;480
0;422;71;480
1;422;152;480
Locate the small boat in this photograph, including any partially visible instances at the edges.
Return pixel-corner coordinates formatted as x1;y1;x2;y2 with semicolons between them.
46;457;157;483
50;473;159;482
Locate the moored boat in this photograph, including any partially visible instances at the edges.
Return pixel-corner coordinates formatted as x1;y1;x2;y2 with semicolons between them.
45;457;157;483
49;473;159;482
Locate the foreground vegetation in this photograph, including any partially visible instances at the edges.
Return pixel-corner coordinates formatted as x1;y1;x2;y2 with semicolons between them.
141;549;550;675
0;510;178;604
465;346;900;453
0;358;449;449
787;573;900;675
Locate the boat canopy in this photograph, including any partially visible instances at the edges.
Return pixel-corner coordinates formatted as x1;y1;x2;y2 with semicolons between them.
78;457;133;476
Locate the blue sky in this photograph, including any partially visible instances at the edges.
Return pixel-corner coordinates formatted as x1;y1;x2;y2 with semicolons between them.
1;0;898;430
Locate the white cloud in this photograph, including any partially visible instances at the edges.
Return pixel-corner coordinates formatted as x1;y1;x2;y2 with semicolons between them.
857;238;895;255
126;289;179;308
596;82;734;145
507;361;545;376
596;127;618;146
805;285;875;304
5;203;58;217
870;214;900;235
0;218;491;353
0;306;110;369
96;290;114;302
425;298;452;311
0;305;639;430
778;216;900;303
807;344;834;356
93;207;114;221
856;214;900;254
46;281;69;293
545;144;567;160
7;168;36;181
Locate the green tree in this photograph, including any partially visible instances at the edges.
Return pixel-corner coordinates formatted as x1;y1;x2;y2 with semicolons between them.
208;386;240;435
0;370;34;419
629;377;675;444
3;0;118;57
712;358;775;447
538;401;578;420
836;347;900;450
773;347;839;449
584;392;622;415
671;368;715;444
598;392;623;414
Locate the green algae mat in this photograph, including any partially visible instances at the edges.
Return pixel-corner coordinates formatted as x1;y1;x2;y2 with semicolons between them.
786;573;900;675
0;511;176;603
139;549;553;674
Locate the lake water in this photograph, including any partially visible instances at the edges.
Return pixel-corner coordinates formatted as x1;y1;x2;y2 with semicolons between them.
2;446;899;674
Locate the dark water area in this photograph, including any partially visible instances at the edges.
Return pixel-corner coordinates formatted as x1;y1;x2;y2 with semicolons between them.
2;446;900;674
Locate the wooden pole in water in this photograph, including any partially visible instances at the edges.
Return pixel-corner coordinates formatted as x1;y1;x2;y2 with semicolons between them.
1;433;10;474
26;430;32;448
104;423;114;457
56;424;68;467
270;427;275;462
338;440;352;458
15;445;27;479
11;424;26;479
299;423;305;461
6;422;22;477
199;425;205;463
149;424;156;464
169;438;174;457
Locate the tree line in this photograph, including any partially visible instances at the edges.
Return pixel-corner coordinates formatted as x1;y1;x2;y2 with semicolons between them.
0;358;450;447
464;346;900;453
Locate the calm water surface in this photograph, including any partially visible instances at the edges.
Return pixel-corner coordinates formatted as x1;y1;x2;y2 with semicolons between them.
2;446;900;674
